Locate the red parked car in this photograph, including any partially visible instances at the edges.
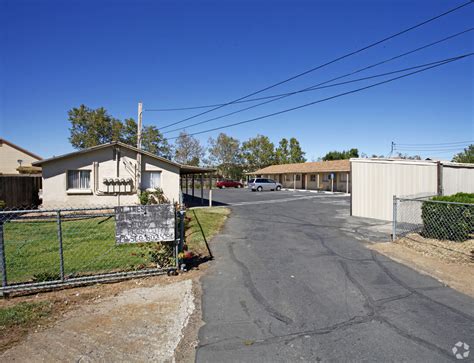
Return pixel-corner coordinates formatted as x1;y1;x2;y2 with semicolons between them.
216;179;244;189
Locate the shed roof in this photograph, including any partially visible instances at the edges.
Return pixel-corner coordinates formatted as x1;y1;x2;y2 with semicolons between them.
32;142;216;173
33;142;182;168
350;158;474;168
249;159;350;175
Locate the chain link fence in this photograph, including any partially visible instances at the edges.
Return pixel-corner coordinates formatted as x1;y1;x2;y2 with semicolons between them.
0;204;184;294
393;195;474;242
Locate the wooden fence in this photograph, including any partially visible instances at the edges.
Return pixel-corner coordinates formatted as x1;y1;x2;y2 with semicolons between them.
0;175;42;208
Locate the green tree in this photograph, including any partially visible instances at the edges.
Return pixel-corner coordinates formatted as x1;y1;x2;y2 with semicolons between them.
288;137;306;163
241;135;275;171
68;105;170;157
395;152;421;160
68;105;122;149
121;118;171;159
275;138;290;164
452;144;474;163
174;132;205;166
208;133;243;179
322;148;359;161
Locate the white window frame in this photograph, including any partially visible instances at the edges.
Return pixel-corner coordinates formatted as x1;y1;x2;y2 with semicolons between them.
142;171;162;190
66;170;92;193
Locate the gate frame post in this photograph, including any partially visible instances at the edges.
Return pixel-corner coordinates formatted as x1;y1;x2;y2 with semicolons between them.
57;211;65;281
0;221;7;288
392;196;397;241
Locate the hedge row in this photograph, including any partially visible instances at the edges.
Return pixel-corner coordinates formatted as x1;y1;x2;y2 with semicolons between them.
421;193;474;242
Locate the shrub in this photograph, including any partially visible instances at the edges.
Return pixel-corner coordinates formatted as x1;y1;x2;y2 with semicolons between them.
0;200;5;210
432;192;474;204
421;193;474;241
137;243;175;268
139;188;169;205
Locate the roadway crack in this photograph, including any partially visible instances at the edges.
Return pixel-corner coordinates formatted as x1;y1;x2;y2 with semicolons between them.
227;242;293;325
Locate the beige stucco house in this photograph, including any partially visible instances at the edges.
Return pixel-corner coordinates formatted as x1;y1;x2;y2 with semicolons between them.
0;138;42;174
33;142;195;208
249;160;351;193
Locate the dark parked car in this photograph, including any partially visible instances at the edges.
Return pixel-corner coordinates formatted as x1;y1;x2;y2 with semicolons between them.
216;179;244;189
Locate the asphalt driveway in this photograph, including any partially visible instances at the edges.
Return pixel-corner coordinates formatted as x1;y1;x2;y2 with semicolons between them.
196;190;474;362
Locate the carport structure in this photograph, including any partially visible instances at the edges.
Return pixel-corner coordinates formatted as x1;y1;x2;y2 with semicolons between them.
180;165;217;206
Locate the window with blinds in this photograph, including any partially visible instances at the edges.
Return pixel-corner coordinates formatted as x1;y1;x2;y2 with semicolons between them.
67;170;91;189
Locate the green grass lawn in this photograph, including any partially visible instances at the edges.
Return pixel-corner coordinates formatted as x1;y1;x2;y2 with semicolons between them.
4;217;151;284
185;207;230;256
2;208;230;284
0;301;52;331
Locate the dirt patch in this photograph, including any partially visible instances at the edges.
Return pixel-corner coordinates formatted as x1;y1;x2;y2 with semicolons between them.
395;233;474;264
1;276;196;362
368;237;474;298
0;270;202;355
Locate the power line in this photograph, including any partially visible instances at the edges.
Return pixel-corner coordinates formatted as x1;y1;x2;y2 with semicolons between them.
164;53;472;140
162;55;467;134
395;147;469;151
152;1;473;129
146;27;474;112
395;140;473;146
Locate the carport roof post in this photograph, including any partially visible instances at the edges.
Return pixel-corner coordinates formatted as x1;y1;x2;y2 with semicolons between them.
179;166;216;207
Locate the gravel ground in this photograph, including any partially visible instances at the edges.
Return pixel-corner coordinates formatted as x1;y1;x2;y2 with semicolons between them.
397;233;474;265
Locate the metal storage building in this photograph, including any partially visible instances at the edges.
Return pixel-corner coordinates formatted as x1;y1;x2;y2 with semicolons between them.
350;158;474;221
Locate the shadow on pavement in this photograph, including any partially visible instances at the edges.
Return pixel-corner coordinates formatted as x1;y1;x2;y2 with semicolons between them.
183;193;229;208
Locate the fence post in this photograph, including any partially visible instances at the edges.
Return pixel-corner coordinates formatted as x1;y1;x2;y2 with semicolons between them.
179;210;185;252
57;211;65;281
392;196;397;241
0;221;7;288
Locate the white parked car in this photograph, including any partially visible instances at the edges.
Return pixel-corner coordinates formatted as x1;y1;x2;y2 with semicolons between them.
248;178;282;192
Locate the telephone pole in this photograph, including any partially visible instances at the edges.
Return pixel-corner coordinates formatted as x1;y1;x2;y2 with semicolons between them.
137;102;143;194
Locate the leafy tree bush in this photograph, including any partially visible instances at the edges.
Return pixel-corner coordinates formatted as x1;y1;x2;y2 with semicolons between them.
139;188;169;205
452;144;474;163
421;193;474;241
322;148;359;161
0;200;5;210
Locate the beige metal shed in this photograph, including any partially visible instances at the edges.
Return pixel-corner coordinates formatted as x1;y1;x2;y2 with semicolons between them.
350;158;474;221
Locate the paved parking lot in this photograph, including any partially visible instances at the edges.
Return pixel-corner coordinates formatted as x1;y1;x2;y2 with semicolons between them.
195;190;474;362
184;187;338;207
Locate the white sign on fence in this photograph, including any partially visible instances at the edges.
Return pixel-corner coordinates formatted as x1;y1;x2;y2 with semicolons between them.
115;204;175;244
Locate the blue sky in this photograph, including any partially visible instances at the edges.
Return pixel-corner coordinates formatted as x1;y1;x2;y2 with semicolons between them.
1;0;473;161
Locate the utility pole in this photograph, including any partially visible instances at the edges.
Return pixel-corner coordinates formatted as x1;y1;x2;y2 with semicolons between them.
137;102;143;195
389;141;394;158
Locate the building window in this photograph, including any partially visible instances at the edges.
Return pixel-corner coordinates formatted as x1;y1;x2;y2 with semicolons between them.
295;174;301;181
285;174;291;182
310;174;316;182
323;173;330;182
143;171;161;189
340;173;348;182
67;170;91;189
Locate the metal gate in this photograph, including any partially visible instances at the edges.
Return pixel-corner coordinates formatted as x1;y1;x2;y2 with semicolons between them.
0;204;185;294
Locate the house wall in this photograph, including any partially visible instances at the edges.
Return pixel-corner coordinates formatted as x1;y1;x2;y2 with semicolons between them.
351;160;438;221
0;142;40;174
41;147;180;208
